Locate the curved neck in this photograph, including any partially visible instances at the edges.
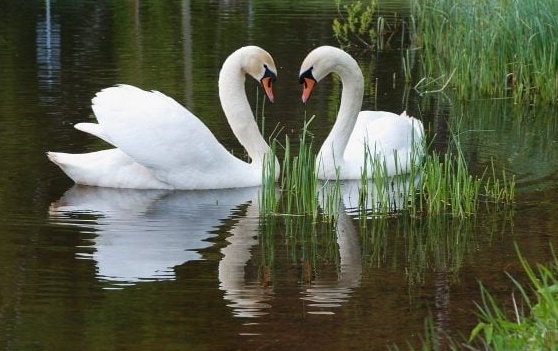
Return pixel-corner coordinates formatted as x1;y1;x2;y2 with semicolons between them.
318;59;364;167
218;55;272;168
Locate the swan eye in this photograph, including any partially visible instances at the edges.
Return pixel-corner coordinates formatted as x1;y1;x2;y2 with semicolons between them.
299;67;315;85
262;65;277;84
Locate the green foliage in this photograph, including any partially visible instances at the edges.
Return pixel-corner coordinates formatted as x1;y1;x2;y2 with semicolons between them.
260;119;515;221
420;148;480;217
332;0;379;50
357;142;422;217
260;117;342;222
418;131;515;218
260;140;279;214
280;117;321;219
469;245;558;350
414;0;558;104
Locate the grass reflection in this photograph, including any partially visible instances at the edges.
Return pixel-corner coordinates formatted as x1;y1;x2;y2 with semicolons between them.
362;215;476;285
259;191;512;289
257;210;362;314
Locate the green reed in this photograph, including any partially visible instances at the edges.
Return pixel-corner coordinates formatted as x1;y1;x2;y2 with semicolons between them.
420;149;481;217
359;146;414;216
418;129;516;218
280;117;320;219
260;139;279;215
393;244;558;350
260;117;343;222
258;86;284;216
261;116;515;221
414;0;558;104
483;158;516;205
469;245;558;350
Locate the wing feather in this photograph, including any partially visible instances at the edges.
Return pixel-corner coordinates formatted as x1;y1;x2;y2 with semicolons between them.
91;85;247;186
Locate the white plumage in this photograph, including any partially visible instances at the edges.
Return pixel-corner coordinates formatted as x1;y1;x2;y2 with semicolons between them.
299;46;424;179
48;46;278;189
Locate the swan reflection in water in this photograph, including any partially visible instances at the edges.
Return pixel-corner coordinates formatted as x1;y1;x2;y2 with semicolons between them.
221;175;418;318
49;185;261;288
298;206;362;315
218;198;273;318
48;177;415;316
298;176;417;315
218;195;363;319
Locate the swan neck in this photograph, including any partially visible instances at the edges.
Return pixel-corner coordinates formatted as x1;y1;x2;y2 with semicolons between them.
219;56;273;168
319;61;364;165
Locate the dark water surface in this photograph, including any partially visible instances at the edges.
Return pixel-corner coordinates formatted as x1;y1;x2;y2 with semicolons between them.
1;0;558;350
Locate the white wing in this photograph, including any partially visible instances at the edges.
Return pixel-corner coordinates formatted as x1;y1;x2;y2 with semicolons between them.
91;85;250;188
345;111;424;175
74;122;113;144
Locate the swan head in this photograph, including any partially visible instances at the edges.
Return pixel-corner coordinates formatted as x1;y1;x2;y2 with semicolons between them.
239;46;277;103
298;46;359;103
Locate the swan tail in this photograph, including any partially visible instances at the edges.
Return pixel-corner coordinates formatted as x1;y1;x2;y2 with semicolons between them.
47;149;173;189
47;151;90;185
74;122;113;145
399;110;425;139
47;151;121;186
46;151;63;167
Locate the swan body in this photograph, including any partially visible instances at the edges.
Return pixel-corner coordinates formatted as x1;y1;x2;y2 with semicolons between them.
299;46;424;179
48;46;279;190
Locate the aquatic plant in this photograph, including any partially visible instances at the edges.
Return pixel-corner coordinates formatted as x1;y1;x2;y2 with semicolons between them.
260;118;515;221
420;133;481;217
391;244;558;350
260;139;279;214
259;92;283;216
332;0;378;50
261;117;343;222
414;0;558;104
279;117;321;219
469;245;558;349
332;0;406;52
356;142;421;217
420;129;515;218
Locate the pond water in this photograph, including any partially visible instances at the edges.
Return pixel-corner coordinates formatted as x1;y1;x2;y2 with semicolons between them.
1;0;558;350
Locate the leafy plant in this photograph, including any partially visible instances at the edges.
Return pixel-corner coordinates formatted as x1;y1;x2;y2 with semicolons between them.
469;244;558;350
332;0;379;50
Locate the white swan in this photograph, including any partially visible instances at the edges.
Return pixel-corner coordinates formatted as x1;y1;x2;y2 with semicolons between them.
299;46;424;179
47;46;279;189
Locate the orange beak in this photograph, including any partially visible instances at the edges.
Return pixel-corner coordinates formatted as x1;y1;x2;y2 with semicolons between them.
301;77;315;103
261;77;274;103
